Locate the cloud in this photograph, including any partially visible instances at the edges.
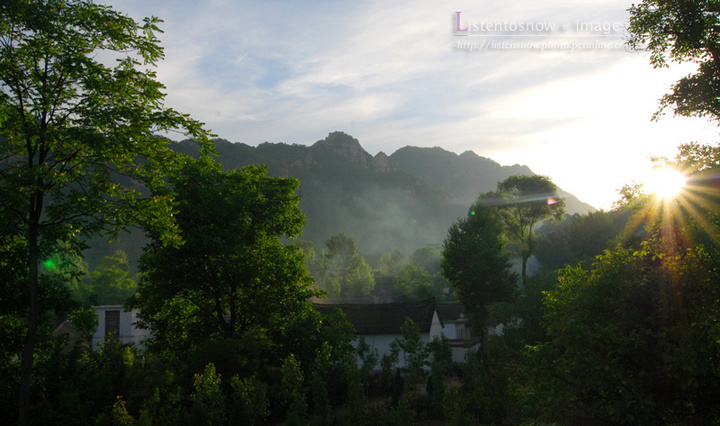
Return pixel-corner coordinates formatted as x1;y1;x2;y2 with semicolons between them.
102;0;718;209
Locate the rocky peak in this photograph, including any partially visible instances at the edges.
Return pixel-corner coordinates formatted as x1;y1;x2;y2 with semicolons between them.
373;151;392;173
313;131;373;167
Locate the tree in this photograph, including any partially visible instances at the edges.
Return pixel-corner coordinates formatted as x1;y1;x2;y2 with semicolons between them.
316;233;375;297
519;144;720;424
442;200;517;369
628;0;720;121
522;244;720;424
191;363;226;425
535;209;631;271
489;175;565;286
70;249;136;306
378;249;405;277
394;263;433;302
409;244;443;276
389;318;428;395
130;158;318;354
0;1;210;422
280;354;307;425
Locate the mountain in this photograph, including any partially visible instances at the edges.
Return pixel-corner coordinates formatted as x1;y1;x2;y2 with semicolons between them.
173;131;594;252
85;131;595;268
388;145;593;215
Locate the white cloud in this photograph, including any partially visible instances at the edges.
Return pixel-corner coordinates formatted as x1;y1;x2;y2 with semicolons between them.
102;0;719;209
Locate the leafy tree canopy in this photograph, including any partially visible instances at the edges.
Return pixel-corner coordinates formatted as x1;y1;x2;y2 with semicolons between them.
487;174;565;286
130;158;318;355
629;0;720;120
442;200;518;330
69;249;136;306
314;233;375;298
0;1;211;422
521;143;720;424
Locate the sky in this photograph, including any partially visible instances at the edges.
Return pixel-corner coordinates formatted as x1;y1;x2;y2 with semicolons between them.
105;0;718;210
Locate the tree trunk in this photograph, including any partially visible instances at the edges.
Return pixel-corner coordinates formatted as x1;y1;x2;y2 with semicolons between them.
478;325;492;377
19;220;40;426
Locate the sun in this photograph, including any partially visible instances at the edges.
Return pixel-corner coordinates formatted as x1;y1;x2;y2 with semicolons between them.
643;167;687;199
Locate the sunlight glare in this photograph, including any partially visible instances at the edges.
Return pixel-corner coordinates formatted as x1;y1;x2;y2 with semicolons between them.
643;167;687;199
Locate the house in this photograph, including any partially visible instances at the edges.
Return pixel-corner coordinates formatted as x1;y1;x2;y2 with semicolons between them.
84;300;500;365
315;298;444;368
436;301;474;363
436;301;505;363
315;299;504;365
90;305;151;351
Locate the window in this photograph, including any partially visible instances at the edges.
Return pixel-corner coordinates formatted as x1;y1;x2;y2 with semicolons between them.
105;310;120;339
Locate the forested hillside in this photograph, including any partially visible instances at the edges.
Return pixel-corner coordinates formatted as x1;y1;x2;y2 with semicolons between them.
85;132;594;269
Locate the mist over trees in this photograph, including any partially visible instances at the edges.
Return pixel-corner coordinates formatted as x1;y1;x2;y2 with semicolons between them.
310;233;376;298
82;132;595;276
161;133;595;261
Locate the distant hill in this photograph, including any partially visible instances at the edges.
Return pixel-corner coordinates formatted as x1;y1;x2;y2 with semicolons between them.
173;131;594;251
84;131;595;268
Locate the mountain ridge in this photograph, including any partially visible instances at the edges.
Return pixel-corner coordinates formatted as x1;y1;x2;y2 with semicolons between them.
85;131;595;269
173;131;594;250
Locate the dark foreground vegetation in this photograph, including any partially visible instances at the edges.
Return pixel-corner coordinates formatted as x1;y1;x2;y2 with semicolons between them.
3;0;720;424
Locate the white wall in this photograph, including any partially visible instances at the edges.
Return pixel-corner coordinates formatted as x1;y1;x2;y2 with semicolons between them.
91;305;151;351
429;311;444;339
442;322;458;340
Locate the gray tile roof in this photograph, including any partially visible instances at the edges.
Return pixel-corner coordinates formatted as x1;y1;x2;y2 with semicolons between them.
315;298;439;335
436;301;466;323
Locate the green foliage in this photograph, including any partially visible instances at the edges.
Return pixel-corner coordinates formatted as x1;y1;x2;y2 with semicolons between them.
369;244;453;302
325;233;374;297
393;263;434;301
309;342;333;424
378;249;405;276
130;158;318;354
336;363;369;425
70;250;137;306
385;397;416;426
443;386;476;426
67;306;99;336
409;244;443;275
390;318;429;391
110;396;136;426
535;209;631;270
0;0;211;421
313;233;376;297
138;384;182;426
356;336;379;382
493;270;557;350
190;363;226;426
426;335;452;420
379;352;399;394
229;375;269;426
458;346;514;425
183;334;275;394
442;200;518;330
490;174;566;286
628;0;720;121
280;354;307;425
521;242;720;424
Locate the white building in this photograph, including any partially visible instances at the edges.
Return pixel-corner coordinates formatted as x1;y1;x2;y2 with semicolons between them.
316;299;444;368
90;305;151;351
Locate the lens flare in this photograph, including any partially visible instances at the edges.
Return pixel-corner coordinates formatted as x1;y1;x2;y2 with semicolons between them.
643;168;687;199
